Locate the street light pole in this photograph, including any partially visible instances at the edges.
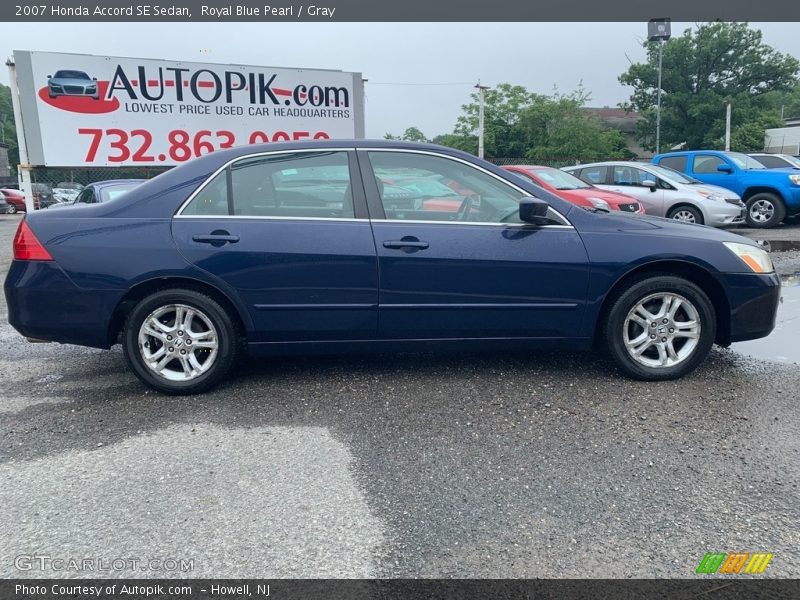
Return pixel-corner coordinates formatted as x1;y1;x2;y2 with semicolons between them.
475;82;488;159
648;18;671;155
656;39;663;155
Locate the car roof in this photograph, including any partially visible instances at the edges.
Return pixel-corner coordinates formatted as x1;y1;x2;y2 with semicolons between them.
564;161;654;169
89;179;147;188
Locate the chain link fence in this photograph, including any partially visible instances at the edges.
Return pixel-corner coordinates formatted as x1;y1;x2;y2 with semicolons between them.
14;166;170;210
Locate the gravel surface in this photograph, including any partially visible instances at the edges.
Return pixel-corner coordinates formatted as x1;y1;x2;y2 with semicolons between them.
0;213;798;579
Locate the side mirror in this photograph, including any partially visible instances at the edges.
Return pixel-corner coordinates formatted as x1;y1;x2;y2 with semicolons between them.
641;179;657;191
717;164;734;173
93;77;98;81
47;75;52;79
519;197;551;224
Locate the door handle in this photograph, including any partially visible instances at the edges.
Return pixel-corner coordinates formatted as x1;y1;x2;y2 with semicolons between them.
192;233;240;245
383;239;429;250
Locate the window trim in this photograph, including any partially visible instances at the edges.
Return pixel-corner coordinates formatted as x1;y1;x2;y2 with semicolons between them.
176;146;573;228
358;148;572;227
175;147;365;219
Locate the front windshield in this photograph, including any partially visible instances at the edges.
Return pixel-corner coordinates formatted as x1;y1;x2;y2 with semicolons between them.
648;164;696;184
780;154;800;168
530;167;591;190
726;152;766;170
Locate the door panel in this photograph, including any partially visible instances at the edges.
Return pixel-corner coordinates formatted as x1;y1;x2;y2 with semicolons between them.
359;150;590;340
372;221;589;339
172;150;378;342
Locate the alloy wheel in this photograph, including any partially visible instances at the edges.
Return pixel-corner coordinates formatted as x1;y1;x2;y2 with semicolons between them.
137;304;219;382
623;292;701;368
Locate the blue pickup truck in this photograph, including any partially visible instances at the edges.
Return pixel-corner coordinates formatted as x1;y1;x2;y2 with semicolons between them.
653;150;800;228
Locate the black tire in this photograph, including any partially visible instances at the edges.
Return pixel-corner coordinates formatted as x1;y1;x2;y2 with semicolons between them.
7;204;17;214
603;275;716;381
745;193;785;228
122;288;242;395
667;205;704;225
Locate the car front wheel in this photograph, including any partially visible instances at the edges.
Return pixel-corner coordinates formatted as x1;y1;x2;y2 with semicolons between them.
604;275;716;381
667;205;703;224
123;289;241;394
745;193;785;228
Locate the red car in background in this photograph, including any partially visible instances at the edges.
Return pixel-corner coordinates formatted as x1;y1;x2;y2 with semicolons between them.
0;188;26;213
501;165;645;214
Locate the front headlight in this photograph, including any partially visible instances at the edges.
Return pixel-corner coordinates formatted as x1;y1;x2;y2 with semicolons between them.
723;242;774;273
697;191;724;202
587;197;611;211
789;174;800;186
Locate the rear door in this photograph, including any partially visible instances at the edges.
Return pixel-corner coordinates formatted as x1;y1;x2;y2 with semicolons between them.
359;149;590;340
172;149;378;343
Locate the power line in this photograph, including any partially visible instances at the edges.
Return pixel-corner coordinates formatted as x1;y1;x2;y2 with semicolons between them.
367;81;476;86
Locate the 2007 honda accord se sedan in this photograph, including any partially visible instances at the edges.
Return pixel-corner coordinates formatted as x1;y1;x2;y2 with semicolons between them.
4;141;781;394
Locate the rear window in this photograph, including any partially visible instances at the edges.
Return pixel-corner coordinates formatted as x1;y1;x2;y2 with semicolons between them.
575;166;608;185
658;156;687;172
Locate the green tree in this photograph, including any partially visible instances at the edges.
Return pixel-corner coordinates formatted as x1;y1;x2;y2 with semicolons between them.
453;83;542;157
0;83;19;175
383;126;429;142
442;83;631;160
619;22;799;151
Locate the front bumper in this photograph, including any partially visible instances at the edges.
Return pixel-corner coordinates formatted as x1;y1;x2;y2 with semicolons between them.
705;202;746;227
720;271;781;344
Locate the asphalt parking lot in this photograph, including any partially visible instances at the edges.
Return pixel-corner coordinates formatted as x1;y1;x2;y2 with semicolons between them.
0;212;798;579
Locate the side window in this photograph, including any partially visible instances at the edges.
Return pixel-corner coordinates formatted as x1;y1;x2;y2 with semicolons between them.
181;170;228;216
693;155;726;174
612;166;641;186
659;155;687;172
181;151;354;218
755;155;783;168
366;151;550;224
578;166;607;184
75;188;96;204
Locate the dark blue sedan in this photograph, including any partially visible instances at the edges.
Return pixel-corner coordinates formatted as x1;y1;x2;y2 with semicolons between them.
4;141;781;394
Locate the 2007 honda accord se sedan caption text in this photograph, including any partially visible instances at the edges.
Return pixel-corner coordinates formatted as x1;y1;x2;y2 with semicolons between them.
4;141;781;394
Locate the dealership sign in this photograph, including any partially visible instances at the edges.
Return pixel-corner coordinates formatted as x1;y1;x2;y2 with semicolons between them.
13;50;365;166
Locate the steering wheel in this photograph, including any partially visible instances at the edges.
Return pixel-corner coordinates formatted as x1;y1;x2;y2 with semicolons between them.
456;195;474;221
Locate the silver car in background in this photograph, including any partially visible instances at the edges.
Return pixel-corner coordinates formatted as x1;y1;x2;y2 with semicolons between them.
564;162;746;227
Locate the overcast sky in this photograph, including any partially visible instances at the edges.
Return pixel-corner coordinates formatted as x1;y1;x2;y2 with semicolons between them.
2;22;799;138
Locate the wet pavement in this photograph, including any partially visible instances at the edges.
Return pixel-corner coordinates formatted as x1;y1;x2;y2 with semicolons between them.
1;213;799;579
732;273;800;364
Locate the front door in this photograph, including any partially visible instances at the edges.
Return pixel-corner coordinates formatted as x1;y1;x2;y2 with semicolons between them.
359;149;590;340
607;165;666;216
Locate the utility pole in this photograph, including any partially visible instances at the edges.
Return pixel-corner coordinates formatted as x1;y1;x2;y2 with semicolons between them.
647;18;671;155
656;39;664;154
724;101;732;151
475;82;488;159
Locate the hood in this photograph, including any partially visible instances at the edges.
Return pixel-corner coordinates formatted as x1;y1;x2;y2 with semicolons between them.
561;187;638;204
577;209;758;246
686;183;742;199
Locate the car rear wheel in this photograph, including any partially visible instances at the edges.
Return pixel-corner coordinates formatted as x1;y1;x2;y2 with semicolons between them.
667;205;703;224
745;193;785;228
7;204;17;214
123;289;241;395
604;275;716;381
